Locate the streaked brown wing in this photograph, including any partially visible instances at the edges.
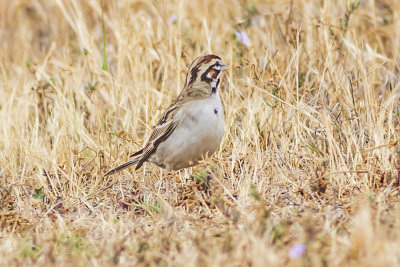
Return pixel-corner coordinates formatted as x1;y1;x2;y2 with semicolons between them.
135;120;177;170
129;104;178;158
131;87;194;169
130;148;143;157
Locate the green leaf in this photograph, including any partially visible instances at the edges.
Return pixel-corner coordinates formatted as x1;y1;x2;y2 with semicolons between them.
352;0;360;10
33;188;45;202
193;169;208;183
249;184;261;201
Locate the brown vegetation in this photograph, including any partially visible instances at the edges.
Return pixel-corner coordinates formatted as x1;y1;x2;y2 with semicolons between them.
1;0;400;266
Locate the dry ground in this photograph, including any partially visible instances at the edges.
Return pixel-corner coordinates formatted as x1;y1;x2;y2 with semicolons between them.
1;0;400;266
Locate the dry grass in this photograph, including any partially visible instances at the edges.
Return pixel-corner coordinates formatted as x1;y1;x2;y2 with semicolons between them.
1;0;400;266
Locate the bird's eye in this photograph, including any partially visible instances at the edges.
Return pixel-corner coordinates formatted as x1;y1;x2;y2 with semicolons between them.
212;63;222;71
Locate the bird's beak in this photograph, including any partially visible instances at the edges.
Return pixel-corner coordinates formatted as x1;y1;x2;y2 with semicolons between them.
220;63;229;72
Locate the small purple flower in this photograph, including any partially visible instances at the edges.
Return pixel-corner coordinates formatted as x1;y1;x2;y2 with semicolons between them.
169;14;177;24
289;243;306;259
235;31;251;46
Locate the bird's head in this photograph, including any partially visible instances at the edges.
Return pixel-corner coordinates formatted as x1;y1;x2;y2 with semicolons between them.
184;54;228;96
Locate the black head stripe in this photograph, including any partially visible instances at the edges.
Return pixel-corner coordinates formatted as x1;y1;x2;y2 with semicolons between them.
201;63;221;83
215;78;220;89
186;55;221;85
201;67;213;83
212;78;220;94
189;64;200;85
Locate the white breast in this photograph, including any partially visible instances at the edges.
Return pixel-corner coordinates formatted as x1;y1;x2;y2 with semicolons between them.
152;93;224;170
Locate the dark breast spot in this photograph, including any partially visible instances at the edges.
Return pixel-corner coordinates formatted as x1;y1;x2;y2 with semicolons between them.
214;108;218;114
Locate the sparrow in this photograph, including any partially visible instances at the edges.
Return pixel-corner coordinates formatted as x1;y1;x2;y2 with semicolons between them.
105;54;228;176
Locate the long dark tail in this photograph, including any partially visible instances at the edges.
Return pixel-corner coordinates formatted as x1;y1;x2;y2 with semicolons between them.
104;156;140;176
